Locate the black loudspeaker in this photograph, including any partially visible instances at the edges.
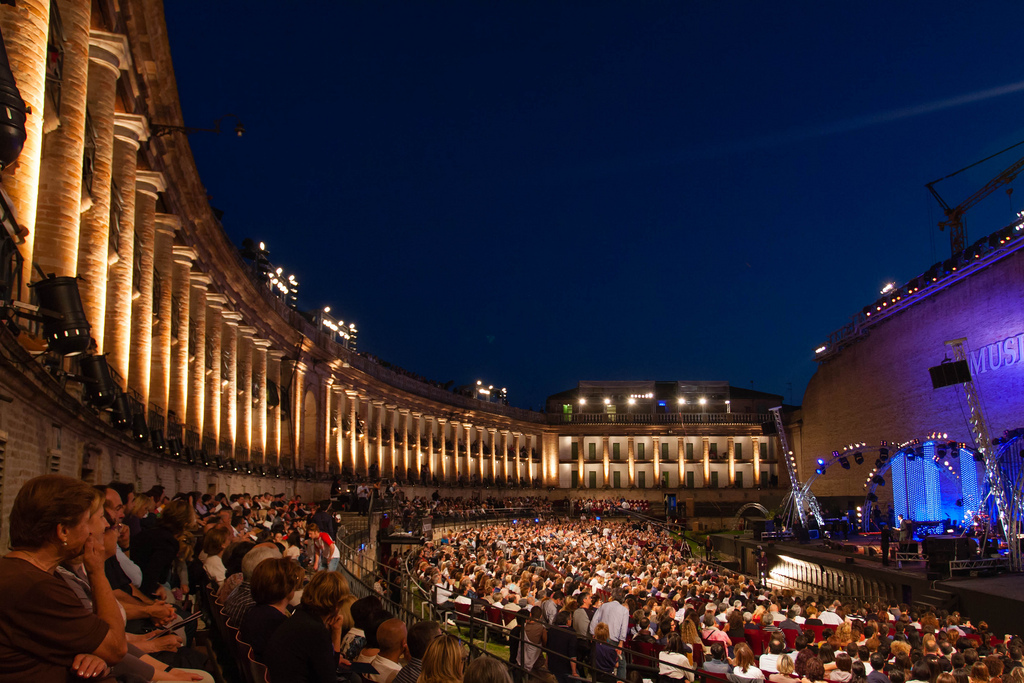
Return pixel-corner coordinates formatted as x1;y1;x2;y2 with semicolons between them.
930;360;971;389
30;276;92;356
923;536;976;574
78;354;118;408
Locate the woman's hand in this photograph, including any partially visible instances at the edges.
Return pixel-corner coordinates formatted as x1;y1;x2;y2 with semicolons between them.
82;535;106;576
71;653;110;679
139;634;183;653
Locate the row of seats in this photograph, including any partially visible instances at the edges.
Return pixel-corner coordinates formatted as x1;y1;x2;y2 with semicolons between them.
201;582;269;683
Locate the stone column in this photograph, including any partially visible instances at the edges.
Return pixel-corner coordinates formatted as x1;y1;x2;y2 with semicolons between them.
625;436;634;487
426;418;436;481
237;327;256;461
127;171;164;408
267;350;284;464
369;400;382;475
412;412;422;479
220;311;241;456
386;406;397;478
652;437;661;485
437;417;449;482
727;436;736;486
104;113;145;388
186;273;210;434
75;32;127;350
702;437;711;484
399;409;410;479
168;246;195;425
602;436;610;487
252;339;270;462
488;429;498;482
347;391;358;475
677;437;685;487
204;294;226;447
752;436;761;486
32;0;92;279
513;433;522;483
148;214;177;416
577;435;586;489
0;0;51;295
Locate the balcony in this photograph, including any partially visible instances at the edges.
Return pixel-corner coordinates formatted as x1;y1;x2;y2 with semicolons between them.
551;411;768;426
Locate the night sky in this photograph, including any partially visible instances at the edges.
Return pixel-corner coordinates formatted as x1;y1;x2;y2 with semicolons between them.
164;3;1024;411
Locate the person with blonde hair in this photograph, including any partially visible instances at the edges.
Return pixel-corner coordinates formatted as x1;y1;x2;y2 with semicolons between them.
770;654;798;683
264;570;351;681
417;634;466;683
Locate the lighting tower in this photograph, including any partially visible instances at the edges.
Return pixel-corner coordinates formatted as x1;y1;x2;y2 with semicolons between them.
943;338;1021;572
771;407;822;529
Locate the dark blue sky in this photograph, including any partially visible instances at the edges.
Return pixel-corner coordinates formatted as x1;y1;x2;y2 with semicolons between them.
165;3;1024;410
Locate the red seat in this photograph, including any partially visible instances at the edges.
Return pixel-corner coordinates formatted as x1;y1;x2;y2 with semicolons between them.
781;628;799;650
805;624;827;643
746;631;763;657
964;634;983;647
630;641;663;669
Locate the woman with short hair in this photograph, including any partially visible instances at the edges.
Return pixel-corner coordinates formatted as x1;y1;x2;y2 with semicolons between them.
264;570;351;682
200;526;231;589
769;654;798;683
240;557;305;662
0;475;128;681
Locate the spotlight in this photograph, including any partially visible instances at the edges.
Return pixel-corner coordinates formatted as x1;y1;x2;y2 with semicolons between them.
816;467;826;475
947;441;959;458
872;475;885;486
182;445;194;464
875;458;883;469
150;428;166;454
817;458;826;466
840;457;850;470
167;437;182;459
29;276;92;356
131;412;149;442
973;452;984;462
879;447;889;461
853;452;864;465
78;354;118;408
956;499;963;507
867;492;878;502
110;393;132;429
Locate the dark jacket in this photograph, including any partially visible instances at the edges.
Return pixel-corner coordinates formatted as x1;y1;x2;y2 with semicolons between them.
264;604;336;683
132;525;180;597
546;625;578;675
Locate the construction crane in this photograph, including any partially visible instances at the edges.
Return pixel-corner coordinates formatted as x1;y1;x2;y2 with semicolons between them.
926;138;1024;257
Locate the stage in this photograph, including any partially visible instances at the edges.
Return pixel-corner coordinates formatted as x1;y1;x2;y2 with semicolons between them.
715;534;1022;637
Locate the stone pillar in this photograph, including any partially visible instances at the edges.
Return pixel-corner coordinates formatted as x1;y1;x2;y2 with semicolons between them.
237;327;256;461
488;429;498;482
412;412;422;479
751;436;760;486
513;433;522;483
437;418;448;482
627;436;635;487
204;294;226;447
0;0;51;296
148;214;177;416
220;311;241;456
426;418;436;481
168;246;195;425
385;407;397;478
32;0;92;279
127;171;164;408
345;391;357;475
267;350;284;464
370;400;382;475
75;32;127;350
727;436;736;486
702;437;711;484
602;436;610;487
186;273;210;434
677;437;685;487
399;409;410;478
577;436;586;489
253;339;270;462
652;437;661;485
104;113;145;388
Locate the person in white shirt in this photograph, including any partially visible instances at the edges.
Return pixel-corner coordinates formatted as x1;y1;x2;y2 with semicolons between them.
369;618;408;683
819;603;844;626
759;637;786;673
201;526;230;588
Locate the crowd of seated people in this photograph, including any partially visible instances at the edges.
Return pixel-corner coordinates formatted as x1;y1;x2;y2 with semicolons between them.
570;498;652;515
3;475;1023;683
410;518;1024;683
